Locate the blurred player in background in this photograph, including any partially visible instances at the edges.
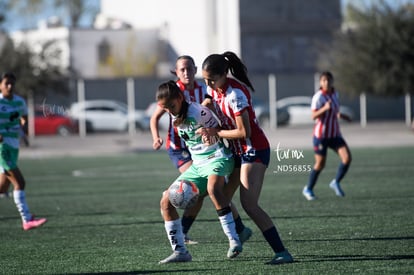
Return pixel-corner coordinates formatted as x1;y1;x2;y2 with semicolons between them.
302;71;352;200
0;72;47;230
150;55;251;245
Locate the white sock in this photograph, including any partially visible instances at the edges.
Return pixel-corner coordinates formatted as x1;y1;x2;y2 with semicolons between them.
219;212;239;242
164;219;187;253
13;190;32;222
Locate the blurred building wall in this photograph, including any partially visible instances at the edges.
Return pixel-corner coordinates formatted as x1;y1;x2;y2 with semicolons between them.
239;0;341;74
100;0;240;75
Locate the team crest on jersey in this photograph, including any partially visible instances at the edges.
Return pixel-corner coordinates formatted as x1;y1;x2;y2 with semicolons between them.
181;150;190;159
179;130;190;141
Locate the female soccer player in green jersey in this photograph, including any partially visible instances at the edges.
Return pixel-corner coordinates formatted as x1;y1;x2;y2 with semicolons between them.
156;80;241;264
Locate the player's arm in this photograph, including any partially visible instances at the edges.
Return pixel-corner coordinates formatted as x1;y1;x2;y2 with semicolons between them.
338;112;352;122
217;110;251;139
198;109;251;140
150;104;166;150
311;100;331;120
201;95;213;107
20;115;28;135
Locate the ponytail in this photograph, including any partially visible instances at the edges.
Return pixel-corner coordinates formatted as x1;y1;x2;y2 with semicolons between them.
222;51;255;92
202;52;254;92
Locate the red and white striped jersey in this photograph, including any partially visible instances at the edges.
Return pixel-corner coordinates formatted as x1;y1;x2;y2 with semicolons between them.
312;89;342;139
166;80;209;150
207;78;270;155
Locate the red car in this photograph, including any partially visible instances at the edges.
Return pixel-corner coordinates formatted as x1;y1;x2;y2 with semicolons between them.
34;106;77;136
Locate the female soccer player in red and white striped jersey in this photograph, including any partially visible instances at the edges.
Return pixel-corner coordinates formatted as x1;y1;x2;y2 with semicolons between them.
200;51;293;265
302;71;352;201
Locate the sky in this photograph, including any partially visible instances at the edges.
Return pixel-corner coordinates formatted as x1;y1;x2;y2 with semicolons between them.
2;0;413;32
2;0;100;32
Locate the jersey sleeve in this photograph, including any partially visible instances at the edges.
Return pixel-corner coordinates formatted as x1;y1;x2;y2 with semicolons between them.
229;89;249;116
311;92;323;111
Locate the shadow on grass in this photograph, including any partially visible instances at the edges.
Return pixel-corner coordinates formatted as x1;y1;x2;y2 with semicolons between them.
292;236;414;242
298;254;414;262
0;216;18;221
65;268;216;275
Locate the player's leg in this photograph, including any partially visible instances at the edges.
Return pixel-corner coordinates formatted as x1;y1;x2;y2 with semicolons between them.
303;137;327;200
225;165;252;243
207;173;242;258
0;145;46;230
181;193;205;244
6;167;47;230
160;164;210;263
239;155;292;265
168;149;200;243
329;139;352;197
159;189;192;264
204;157;242;258
0;173;11;198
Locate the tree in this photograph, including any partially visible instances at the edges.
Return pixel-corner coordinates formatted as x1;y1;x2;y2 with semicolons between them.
317;0;414;97
4;0;98;29
0;36;69;98
53;0;99;28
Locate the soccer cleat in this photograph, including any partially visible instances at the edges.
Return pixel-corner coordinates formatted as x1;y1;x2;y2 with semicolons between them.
302;186;316;201
266;250;294;265
329;180;345;197
158;251;192;264
227;239;243;259
22;217;47;231
184;234;199;245
239;227;252;244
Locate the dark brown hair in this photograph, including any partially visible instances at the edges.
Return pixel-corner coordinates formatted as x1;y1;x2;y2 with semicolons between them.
202;51;254;92
156;80;188;126
170;55;196;76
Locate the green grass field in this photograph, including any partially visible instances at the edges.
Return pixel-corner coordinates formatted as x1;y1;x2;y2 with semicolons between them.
0;147;413;274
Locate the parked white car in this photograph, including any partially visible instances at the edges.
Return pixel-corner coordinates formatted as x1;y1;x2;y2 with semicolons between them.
255;96;354;126
69;100;150;132
278;96;354;125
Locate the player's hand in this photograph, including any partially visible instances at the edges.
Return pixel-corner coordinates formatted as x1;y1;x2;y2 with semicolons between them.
323;100;331;111
153;137;163;150
339;112;352;122
196;127;219;137
197;127;219;146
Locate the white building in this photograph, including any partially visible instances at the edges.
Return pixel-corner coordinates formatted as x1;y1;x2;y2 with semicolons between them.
11;26;160;78
100;0;241;70
9;0;240;78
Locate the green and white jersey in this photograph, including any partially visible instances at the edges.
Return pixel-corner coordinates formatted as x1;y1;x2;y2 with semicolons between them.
174;102;232;166
0;94;27;149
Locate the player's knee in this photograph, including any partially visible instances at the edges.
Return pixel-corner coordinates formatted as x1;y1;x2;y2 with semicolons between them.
314;162;325;171
341;152;352;165
240;199;258;216
160;190;169;209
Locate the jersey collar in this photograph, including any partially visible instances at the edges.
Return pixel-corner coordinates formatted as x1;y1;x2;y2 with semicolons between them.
177;80;199;92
